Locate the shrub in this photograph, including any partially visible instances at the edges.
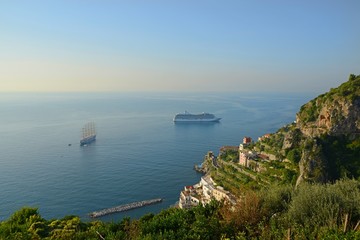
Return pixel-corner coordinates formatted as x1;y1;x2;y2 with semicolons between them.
286;179;360;232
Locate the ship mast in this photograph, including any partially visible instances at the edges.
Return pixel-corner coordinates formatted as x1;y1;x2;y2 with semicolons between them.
86;124;90;138
91;122;96;135
82;122;96;138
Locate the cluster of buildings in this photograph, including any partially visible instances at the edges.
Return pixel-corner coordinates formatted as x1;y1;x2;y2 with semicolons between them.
178;175;236;209
178;134;273;209
238;136;274;172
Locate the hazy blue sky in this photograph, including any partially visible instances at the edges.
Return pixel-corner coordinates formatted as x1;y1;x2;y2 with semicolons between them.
1;1;359;92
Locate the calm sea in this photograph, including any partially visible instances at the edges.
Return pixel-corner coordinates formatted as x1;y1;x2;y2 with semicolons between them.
0;92;314;221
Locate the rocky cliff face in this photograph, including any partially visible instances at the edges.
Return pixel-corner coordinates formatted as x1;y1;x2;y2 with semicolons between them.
292;74;360;185
296;96;360;138
296;75;360;139
295;139;328;185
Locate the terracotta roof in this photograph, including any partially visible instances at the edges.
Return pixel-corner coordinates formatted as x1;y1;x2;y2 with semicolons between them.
258;154;269;160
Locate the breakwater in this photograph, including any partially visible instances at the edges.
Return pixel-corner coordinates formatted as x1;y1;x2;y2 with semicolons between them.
89;198;163;218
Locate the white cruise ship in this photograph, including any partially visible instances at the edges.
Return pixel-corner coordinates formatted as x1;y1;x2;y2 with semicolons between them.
173;111;221;122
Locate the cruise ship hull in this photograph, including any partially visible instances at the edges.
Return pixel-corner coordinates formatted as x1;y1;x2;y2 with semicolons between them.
80;135;96;146
173;118;221;122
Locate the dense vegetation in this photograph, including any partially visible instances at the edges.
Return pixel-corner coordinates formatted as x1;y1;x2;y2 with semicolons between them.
320;134;360;180
0;179;359;239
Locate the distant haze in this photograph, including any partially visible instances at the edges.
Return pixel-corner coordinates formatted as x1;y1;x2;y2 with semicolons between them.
1;1;359;93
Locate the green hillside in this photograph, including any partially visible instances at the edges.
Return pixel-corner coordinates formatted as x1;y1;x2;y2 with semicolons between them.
298;74;360;123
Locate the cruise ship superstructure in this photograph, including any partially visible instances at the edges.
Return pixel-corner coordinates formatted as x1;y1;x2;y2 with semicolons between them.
173;111;221;122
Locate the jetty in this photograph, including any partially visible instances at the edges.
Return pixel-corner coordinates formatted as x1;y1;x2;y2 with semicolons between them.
89;198;163;218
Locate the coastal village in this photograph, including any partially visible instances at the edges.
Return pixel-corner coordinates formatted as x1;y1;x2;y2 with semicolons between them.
178;134;279;209
178;169;237;209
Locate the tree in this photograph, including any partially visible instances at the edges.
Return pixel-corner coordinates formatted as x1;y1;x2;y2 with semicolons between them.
286;148;301;164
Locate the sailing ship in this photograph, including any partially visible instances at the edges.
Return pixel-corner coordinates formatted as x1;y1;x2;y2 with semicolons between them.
80;122;96;146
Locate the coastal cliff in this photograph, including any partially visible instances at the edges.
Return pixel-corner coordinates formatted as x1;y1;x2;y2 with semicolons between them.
296;74;360;138
208;74;360;187
292;74;360;184
252;74;360;185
